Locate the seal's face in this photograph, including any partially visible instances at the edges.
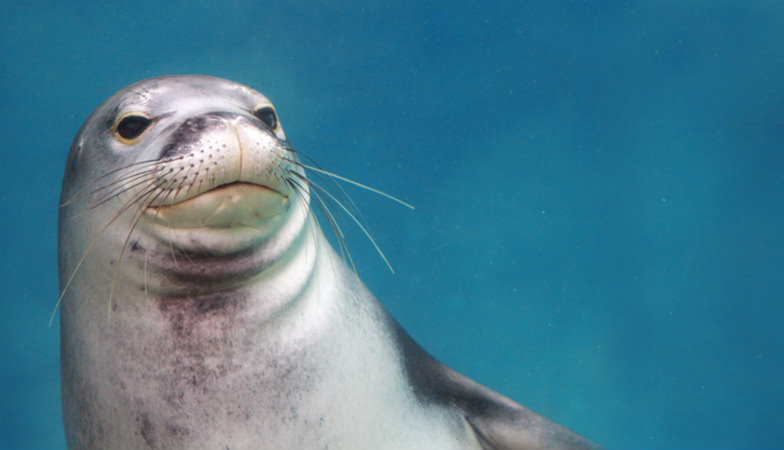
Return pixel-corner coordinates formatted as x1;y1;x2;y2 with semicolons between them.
62;76;307;257
58;76;313;300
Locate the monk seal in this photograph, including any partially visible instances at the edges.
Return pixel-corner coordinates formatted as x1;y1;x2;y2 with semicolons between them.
58;75;600;450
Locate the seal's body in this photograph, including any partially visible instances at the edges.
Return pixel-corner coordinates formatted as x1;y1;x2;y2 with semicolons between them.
59;75;598;450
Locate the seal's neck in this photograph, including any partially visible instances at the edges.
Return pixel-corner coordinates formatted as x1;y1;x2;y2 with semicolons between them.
122;200;312;294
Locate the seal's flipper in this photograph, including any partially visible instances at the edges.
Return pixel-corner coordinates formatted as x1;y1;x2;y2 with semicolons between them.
459;384;601;450
393;322;601;450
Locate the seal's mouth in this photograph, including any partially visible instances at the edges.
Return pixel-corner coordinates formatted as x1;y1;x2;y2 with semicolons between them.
144;182;289;229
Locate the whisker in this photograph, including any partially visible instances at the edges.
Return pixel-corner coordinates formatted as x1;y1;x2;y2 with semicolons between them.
89;170;165;210
287;175;342;240
141;175;184;294
278;151;371;271
308;166;413;211
287;166;367;235
280;154;414;210
147;177;184;265
287;175;358;278
144;226;150;296
140;175;184;293
282;155;366;233
60;157;174;207
289;176;340;244
107;185;167;321
284;176;321;268
164;165;197;207
159;168;198;266
50;178;168;326
290;170;395;274
311;186;357;275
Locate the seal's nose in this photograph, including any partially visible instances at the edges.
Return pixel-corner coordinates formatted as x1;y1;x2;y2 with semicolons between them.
199;111;280;183
160;114;233;159
225;114;283;186
152;110;287;208
160;111;277;158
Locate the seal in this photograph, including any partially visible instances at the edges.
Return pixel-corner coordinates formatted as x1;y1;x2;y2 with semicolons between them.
58;75;600;450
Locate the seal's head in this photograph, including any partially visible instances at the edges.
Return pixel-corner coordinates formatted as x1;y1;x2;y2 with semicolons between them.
59;75;310;298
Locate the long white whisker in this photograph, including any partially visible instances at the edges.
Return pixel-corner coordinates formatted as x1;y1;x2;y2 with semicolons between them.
296;172;395;274
50;180;166;326
284;158;414;211
288;175;359;280
280;154;365;224
148;177;183;265
107;185;166;321
60;158;170;207
89;169;164;209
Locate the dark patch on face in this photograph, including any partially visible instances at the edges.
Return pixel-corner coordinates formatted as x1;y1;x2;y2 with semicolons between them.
136;412;156;449
158;111;281;160
130;240;144;252
159;115;223;159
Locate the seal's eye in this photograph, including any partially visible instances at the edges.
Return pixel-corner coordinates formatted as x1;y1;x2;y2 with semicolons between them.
116;115;152;141
253;106;278;131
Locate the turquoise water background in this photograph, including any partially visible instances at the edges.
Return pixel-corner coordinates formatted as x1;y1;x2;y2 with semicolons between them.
2;2;783;448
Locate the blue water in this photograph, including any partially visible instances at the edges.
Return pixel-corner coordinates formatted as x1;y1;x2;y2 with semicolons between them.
2;2;782;448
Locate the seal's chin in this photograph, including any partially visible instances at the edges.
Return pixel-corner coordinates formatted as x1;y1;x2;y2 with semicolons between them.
144;182;289;229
